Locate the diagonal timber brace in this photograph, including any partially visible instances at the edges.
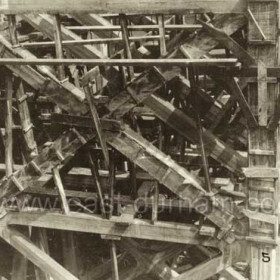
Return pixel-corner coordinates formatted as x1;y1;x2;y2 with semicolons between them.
0;33;88;115
105;125;238;232
0;222;80;280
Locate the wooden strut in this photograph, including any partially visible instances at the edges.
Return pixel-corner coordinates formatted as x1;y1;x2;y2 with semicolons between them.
85;84;110;169
20;35;169;48
189;65;212;193
0;58;238;66
88;152;107;218
5;73;13;177
31;228;52;280
0;0;247;14
66;24;203;32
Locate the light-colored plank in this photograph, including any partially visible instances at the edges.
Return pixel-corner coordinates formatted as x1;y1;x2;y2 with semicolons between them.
5;73;13;177
53;167;70;214
0;0;247;14
243;168;279;178
176;255;226;280
220;267;247;280
6;211;220;247
0;57;238;66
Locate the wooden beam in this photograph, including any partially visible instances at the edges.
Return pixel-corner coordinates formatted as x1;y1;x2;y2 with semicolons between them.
0;225;79;280
220;267;248;280
5;212;220;247
11;250;28;280
5;73;13;177
53;13;65;80
257;61;268;126
0;0;247;14
176;255;226;280
199;20;256;66
66;24;202;32
158;15;167;56
0;129;93;202
243;168;279;179
120;238;179;279
20;35;167;48
85;86;110;169
51;113;121;131
137;95;247;174
216;75;258;128
61;232;79;276
0;33;88;115
88;152;107;218
7;14;18;45
119;13;135;80
21;13;122;94
15;78;38;158
31;228;52;280
105;125;236;231
110;240;119;280
0;58;238;66
247;2;279;280
53;167;70;214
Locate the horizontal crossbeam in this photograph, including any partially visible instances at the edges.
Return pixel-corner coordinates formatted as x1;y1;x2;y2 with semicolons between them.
5;212;220;247
0;0;247;14
0;58;238;66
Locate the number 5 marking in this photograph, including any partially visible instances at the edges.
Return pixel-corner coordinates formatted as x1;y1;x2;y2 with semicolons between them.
262;252;270;263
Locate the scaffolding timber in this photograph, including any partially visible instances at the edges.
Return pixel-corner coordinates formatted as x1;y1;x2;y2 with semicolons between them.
0;1;279;280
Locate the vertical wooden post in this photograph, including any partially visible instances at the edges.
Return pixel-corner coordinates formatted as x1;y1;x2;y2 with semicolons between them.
276;3;280;279
5;73;13;177
11;251;28;280
119;13;137;199
85;85;110;169
61;231;79;277
53;167;70;215
247;1;279;280
158;14;167;56
109;151;116;219
53;13;64;114
15;79;38;159
7;14;18;45
88;152;106;217
53;13;65;80
189;65;211;193
53;165;78;277
32;229;53;280
6;71;28;280
110;240;119;280
119;13;134;80
152;182;159;224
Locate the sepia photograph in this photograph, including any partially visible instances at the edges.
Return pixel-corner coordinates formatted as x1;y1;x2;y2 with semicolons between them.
0;1;278;279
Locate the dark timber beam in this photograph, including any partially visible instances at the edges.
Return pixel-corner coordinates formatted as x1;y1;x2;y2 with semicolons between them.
0;0;247;14
0;33;88;115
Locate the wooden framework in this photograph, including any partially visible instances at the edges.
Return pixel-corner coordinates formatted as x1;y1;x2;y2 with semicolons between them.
0;1;279;280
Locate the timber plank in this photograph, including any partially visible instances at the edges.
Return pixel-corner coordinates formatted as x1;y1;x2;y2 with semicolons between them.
0;0;247;14
5;212;220;247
